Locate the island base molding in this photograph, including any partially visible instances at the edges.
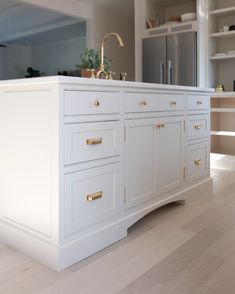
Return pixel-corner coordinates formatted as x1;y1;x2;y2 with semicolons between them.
0;178;212;271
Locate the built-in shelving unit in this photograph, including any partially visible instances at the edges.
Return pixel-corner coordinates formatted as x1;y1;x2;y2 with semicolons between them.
208;0;235;90
211;92;235;155
208;1;235;155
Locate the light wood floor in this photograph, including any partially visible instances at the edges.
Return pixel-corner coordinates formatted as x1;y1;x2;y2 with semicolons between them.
1;160;235;294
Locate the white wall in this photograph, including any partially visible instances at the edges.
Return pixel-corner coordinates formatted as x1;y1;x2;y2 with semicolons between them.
32;37;86;76
88;7;135;81
4;44;32;80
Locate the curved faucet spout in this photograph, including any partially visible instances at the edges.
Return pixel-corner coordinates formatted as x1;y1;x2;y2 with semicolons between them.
97;32;124;79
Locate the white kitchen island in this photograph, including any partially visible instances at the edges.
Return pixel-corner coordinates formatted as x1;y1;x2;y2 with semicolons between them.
0;76;212;271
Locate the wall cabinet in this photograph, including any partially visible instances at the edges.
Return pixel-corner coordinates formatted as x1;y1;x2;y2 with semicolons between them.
0;77;211;271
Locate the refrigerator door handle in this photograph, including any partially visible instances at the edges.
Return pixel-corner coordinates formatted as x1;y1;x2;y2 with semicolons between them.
160;61;165;84
167;60;173;84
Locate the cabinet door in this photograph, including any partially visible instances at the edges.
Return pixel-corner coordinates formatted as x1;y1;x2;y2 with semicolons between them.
156;116;184;195
125;119;157;209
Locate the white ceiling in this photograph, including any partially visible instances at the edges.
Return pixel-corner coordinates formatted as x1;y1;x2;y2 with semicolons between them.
0;0;83;43
77;0;134;17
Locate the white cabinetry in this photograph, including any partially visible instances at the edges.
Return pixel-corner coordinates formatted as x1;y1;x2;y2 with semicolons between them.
125;118;156;208
156;116;185;195
186;94;210;183
0;77;211;271
125;115;185;209
208;0;235;90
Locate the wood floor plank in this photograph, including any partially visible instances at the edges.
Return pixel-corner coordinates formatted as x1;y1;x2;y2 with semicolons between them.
198;253;235;294
117;275;163;294
144;228;222;285
206;225;235;259
158;254;224;294
183;202;235;233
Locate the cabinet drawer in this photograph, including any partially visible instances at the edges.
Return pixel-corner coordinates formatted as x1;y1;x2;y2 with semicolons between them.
64;91;121;115
187;141;209;183
124;93;184;113
65;122;121;165
187;114;210;141
64;164;121;235
187;94;210;110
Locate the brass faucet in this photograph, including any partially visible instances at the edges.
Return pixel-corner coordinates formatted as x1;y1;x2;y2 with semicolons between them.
96;32;124;79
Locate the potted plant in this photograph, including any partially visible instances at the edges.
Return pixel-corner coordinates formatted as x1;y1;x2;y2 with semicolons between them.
25;67;44;78
76;48;111;78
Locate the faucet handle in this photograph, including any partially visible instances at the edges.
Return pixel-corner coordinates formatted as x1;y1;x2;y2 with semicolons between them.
108;71;116;80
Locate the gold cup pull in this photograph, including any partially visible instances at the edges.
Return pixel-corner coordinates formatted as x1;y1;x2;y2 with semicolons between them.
93;99;101;107
86;191;103;201
194;159;202;166
195;124;203;130
197;101;202;105
140;100;148;106
170;100;177;106
86;138;103;145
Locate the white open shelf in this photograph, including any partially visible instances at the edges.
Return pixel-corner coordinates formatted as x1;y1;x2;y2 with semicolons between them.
210;30;235;38
210;54;235;60
209;6;235;17
145;20;197;37
211;92;235;98
211;131;235;137
211;108;235;112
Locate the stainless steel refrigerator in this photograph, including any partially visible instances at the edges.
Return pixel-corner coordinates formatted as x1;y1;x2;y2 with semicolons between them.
142;32;197;86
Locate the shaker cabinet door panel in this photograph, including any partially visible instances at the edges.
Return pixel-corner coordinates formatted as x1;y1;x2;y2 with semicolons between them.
125;119;157;209
156;116;185;195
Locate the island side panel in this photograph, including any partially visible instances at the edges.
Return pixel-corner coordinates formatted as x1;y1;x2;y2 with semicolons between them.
0;85;60;243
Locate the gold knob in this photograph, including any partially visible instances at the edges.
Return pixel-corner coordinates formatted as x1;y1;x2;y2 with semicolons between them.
86;138;103;145
197;101;202;105
194;159;202;165
195;124;203;130
93;99;100;107
86;191;103;201
170;100;177;106
140;100;148;106
156;122;165;128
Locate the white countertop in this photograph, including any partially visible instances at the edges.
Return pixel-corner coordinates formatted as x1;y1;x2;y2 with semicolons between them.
0;76;213;93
